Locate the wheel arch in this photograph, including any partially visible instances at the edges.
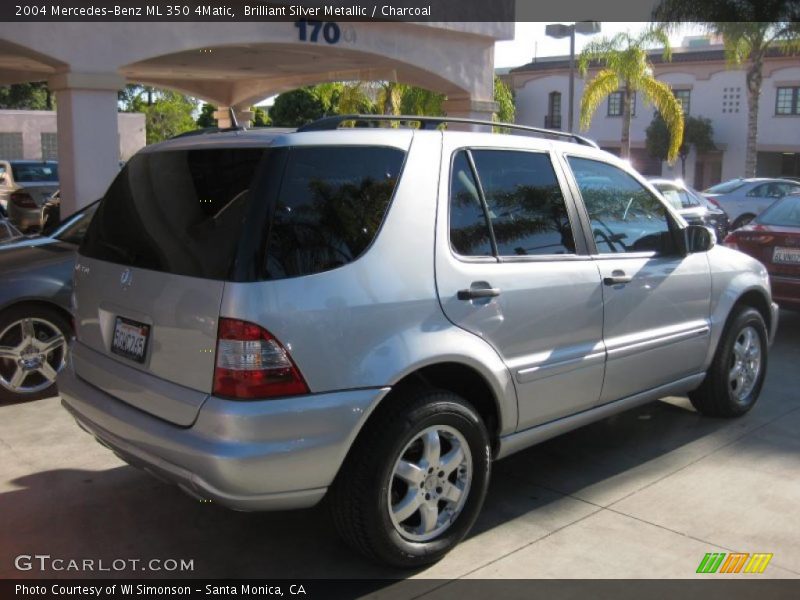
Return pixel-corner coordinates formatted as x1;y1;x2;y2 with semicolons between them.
0;298;73;335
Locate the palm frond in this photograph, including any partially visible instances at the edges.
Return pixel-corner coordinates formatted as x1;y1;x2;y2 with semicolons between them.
579;69;619;131
640;78;684;163
577;35;625;76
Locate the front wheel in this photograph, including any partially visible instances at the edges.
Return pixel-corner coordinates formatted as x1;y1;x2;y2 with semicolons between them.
329;388;491;568
689;307;768;417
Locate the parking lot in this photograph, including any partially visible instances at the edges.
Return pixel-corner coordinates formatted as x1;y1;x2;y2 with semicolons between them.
1;309;798;584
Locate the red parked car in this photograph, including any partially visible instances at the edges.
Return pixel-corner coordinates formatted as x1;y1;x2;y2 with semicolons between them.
724;194;800;311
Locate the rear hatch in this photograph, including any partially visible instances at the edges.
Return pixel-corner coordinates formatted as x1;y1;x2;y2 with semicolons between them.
73;145;271;425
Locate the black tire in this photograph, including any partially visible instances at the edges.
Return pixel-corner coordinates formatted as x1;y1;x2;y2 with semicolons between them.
689;307;768;417
329;388;491;568
731;214;755;230
0;304;71;403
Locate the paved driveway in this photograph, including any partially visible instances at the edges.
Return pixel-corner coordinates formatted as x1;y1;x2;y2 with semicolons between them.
1;310;798;584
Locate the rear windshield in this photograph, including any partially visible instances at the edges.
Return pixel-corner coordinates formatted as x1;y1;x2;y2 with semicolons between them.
80;148;267;279
705;180;744;194
11;162;58;183
654;184;701;209
80;145;405;281
757;195;800;227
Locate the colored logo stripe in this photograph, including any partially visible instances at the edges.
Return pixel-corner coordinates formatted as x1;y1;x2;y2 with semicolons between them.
720;553;749;573
697;553;726;573
744;553;773;574
697;552;773;574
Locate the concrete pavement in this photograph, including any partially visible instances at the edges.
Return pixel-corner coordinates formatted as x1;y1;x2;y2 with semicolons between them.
1;310;798;584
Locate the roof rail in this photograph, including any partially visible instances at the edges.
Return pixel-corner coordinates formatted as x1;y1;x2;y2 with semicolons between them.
169;125;246;139
296;114;599;148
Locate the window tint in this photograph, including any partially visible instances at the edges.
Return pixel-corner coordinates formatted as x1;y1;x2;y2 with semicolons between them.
569;157;674;254
264;146;405;279
471;150;575;256
449;151;493;256
81;148;267;279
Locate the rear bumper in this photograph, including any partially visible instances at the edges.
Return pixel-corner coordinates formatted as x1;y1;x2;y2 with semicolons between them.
59;362;389;511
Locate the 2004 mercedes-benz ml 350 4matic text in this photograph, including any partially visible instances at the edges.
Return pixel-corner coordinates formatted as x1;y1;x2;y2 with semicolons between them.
59;116;778;568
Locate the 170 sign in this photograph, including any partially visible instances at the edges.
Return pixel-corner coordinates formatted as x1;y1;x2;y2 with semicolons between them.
295;20;342;44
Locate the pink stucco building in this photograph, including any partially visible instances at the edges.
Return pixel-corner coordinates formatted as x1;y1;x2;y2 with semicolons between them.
507;39;800;189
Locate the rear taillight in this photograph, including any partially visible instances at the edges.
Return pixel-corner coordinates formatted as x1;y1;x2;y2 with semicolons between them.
723;233;739;250
10;191;36;208
706;196;722;208
213;318;309;399
738;234;774;245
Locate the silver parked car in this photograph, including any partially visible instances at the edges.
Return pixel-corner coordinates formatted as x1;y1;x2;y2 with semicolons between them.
0;202;97;402
59;116;777;567
0;160;60;232
703;177;800;230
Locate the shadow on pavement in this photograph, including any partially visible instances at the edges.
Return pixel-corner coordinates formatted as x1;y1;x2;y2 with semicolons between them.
1;311;797;582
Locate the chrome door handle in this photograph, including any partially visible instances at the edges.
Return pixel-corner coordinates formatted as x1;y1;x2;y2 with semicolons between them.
603;272;633;286
457;287;501;300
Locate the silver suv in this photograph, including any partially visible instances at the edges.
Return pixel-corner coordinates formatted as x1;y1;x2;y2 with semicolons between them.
59;116;778;567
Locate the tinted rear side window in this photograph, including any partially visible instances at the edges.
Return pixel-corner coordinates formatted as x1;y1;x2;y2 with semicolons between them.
81;148;267;279
264;146;405;279
449;151;493;257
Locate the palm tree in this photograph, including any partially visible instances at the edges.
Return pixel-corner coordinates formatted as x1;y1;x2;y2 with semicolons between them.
653;3;800;177
375;82;406;116
578;27;684;162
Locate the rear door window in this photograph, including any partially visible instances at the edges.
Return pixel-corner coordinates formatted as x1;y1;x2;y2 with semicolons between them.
449;151;494;257
472;149;576;256
264;146;405;279
449;149;577;257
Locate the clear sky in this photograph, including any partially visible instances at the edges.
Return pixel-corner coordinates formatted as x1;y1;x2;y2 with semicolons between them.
495;22;708;68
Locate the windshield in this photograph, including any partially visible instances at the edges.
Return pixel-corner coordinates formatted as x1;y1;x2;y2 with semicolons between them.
54;202;99;245
757;195;800;227
11;162;59;183
705;180;745;194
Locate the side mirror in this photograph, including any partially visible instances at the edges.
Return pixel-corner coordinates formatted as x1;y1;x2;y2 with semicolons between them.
686;224;716;254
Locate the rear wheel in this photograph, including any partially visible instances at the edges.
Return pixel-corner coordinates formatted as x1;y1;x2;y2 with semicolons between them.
329;388;491;568
0;304;70;403
689;307;767;417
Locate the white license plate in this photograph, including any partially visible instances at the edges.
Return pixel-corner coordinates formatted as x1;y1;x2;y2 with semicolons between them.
111;317;150;363
773;246;800;265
